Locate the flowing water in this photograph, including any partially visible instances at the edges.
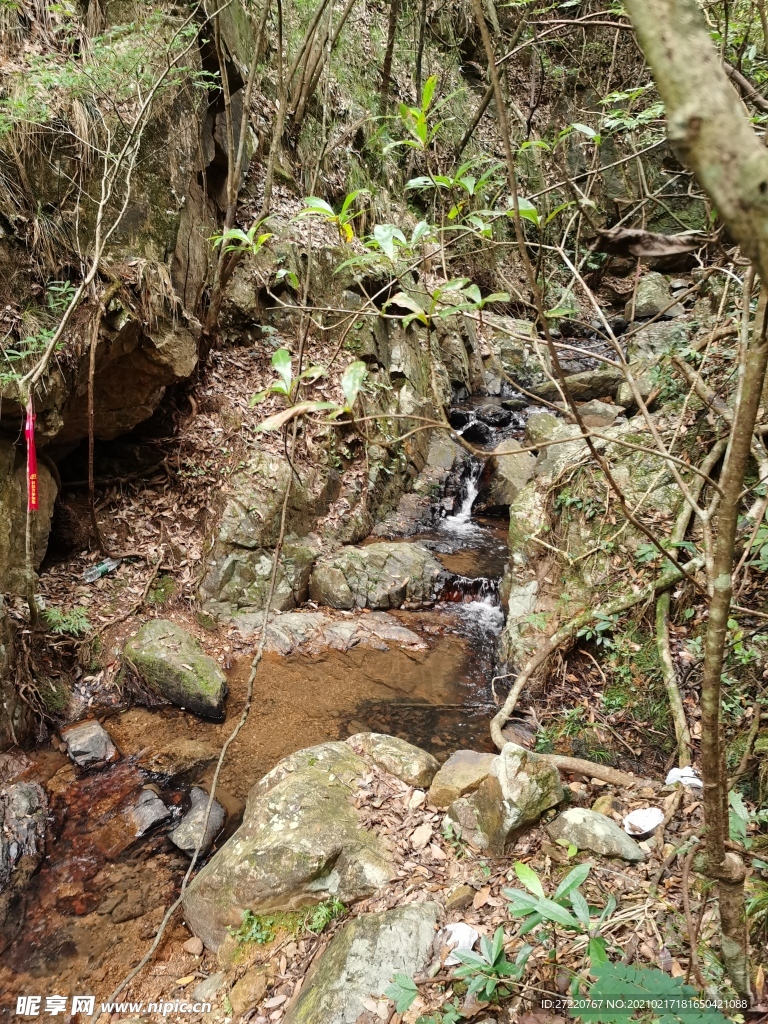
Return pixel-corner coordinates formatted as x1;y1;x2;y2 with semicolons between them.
1;407;516;1000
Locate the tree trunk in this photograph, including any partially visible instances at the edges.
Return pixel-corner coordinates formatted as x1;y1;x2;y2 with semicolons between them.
624;0;768;996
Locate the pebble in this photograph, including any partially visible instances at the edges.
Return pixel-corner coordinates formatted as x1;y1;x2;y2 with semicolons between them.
183;936;204;956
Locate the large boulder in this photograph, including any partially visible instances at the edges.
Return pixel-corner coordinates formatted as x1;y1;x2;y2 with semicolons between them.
446;743;563;855
546;808;645;862
477;440;535;512
529;365;625;403
309;542;443;610
123;620;227;719
349;733;439;787
181;743;396;949
283;903;440;1024
200;450;340;621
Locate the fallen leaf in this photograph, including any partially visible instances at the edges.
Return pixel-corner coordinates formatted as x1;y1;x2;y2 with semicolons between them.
473;886;491;910
175;975;195;987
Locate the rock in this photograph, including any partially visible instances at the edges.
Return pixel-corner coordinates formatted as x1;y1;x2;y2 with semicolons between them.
478;440;535;511
591;794;622;816
283;903;440;1024
449;410;471;428
136;738;220;780
230;967;268;1015
183;936;204;956
444;884;475;912
525;411;561;446
506;482;548;565
349;733;439;786
577;400;625;428
199;450;340;620
236;609;427;654
447;743;563;855
546;808;645;862
0;780;46;941
0;440;57;595
626;272;684;320
461;421;493;444
309;542;443;610
625;320;688;362
111;889;147;923
191;973;226;1003
169;786;226;857
498;581;540;670
182;743;396;950
62;719;120;769
529;366;625;402
129;788;171;836
124;620;227;719
0;600;34;752
428;751;496;808
475;404;513;428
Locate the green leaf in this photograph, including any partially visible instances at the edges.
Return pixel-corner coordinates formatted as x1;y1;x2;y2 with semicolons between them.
421;74;437;111
301;196;335;217
514;862;545;898
571;122;598;138
406;175;434;190
383;292;428;326
587;936;609;965
373;223;407;261
509;197;540;226
384;974;418;1014
271;348;293;393
554;863;591;900
341;360;367;410
574;961;731;1024
534;896;580;930
569;889;590;928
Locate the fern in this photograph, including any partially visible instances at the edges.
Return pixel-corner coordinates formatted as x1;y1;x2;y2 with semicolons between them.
574;962;731;1024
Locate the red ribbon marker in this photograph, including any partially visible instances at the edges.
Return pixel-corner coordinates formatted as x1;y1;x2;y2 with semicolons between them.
25;397;38;512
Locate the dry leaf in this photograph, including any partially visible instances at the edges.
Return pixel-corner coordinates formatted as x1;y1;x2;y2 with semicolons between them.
473;886;491;910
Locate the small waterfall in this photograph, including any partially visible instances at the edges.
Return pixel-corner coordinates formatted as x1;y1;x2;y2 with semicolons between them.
439;573;500;605
441;459;483;534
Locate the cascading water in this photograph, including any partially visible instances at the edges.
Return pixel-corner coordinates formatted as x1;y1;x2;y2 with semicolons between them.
441;458;483;536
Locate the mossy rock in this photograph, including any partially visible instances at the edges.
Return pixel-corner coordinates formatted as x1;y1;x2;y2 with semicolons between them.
124;620;227;719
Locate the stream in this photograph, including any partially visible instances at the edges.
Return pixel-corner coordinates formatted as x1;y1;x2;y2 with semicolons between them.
0;394;525;1002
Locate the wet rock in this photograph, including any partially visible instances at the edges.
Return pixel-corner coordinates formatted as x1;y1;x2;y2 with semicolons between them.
475;404;513;428
461;421;493;444
428;750;496;808
136;738;220;780
626;272;684;320
449;409;471;429
349;733;439;786
309;542;443;610
129;788;171;836
124;620;227;719
237;609;427;654
546;807;645;862
478;440;535;511
283;903;440;1024
230;968;268;1015
447;743;563;856
62;719;120;769
191;973;226;1003
169;786;226;857
182;743;396;949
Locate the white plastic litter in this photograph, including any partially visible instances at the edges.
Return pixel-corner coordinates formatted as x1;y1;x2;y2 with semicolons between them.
439;922;479;966
665;766;703;788
623;806;665;836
